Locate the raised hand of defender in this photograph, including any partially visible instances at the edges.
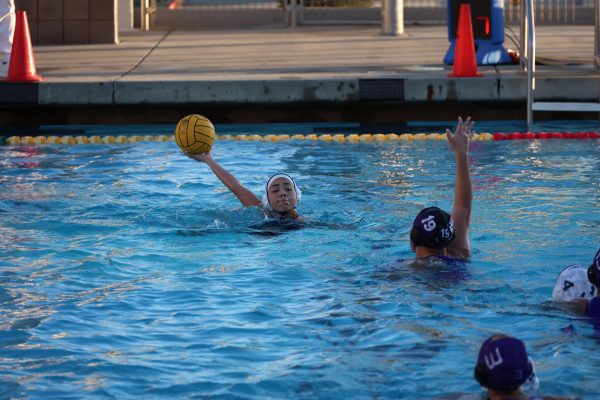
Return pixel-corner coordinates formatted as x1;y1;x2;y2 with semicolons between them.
446;116;474;156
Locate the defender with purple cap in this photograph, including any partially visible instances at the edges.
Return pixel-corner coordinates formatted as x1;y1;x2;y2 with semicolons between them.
474;335;571;400
410;116;474;262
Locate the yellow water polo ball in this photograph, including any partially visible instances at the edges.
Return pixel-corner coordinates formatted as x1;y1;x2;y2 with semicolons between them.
174;114;216;154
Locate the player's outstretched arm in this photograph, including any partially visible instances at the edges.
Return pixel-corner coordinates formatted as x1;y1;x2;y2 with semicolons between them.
446;116;473;259
187;151;261;207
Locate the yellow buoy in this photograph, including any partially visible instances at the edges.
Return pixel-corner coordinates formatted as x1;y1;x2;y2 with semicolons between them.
6;136;20;145
74;136;89;144
346;134;359;142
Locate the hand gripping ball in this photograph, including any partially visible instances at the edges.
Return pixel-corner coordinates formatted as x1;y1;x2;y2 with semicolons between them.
174;114;216;154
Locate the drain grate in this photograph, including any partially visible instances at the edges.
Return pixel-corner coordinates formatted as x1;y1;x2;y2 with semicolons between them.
359;79;404;101
0;83;39;104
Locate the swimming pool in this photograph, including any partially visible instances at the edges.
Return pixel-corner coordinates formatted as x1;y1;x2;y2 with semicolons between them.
1;122;599;399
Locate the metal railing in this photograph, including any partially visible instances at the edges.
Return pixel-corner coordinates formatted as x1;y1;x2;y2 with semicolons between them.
142;0;597;30
507;0;596;24
523;0;600;125
145;0;285;30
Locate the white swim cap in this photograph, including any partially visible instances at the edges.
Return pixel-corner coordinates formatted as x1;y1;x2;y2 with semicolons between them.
552;264;596;301
261;173;302;211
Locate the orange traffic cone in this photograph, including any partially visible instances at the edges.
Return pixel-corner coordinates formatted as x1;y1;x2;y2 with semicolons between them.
167;0;181;10
7;11;42;82
448;4;481;77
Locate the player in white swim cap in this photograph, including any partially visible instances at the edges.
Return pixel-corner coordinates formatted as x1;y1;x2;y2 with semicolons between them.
552;264;596;302
553;249;600;319
187;152;302;220
261;173;302;219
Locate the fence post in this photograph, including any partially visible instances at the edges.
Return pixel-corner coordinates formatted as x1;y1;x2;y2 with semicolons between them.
285;0;303;28
382;0;404;35
140;0;150;31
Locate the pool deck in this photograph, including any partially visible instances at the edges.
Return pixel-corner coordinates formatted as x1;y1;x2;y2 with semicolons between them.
1;24;599;124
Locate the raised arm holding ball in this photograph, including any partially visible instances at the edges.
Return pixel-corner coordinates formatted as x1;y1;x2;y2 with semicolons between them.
175;114;302;220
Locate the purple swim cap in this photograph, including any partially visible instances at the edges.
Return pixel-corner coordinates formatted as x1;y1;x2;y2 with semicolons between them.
410;207;456;249
474;335;534;391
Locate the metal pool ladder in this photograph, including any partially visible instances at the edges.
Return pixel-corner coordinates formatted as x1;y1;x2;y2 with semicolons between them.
521;0;600;126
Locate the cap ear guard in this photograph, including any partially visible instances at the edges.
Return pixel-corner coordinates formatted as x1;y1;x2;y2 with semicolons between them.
589;248;600;286
474;362;487;388
521;357;539;393
474;358;534;391
588;263;600;287
410;226;421;247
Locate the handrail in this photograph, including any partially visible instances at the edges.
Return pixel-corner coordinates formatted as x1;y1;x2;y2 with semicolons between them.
596;0;600;71
596;0;600;118
519;0;526;72
525;0;535;126
140;0;150;31
524;0;600;126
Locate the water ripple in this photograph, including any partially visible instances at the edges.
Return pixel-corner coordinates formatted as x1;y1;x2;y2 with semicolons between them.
0;137;599;398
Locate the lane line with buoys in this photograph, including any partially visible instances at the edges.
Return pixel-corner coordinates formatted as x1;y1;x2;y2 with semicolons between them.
491;131;600;140
2;132;600;146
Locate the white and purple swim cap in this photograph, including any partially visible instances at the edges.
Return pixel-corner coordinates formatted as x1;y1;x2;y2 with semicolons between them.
552;264;596;301
261;173;302;211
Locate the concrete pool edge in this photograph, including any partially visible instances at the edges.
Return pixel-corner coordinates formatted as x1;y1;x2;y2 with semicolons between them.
1;100;599;126
2;23;599;125
1;75;599;125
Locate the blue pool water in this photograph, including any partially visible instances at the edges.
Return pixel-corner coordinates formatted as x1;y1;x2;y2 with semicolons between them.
1;124;599;399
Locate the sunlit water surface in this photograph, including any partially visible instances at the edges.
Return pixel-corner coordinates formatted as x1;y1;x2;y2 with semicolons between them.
1;127;599;399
